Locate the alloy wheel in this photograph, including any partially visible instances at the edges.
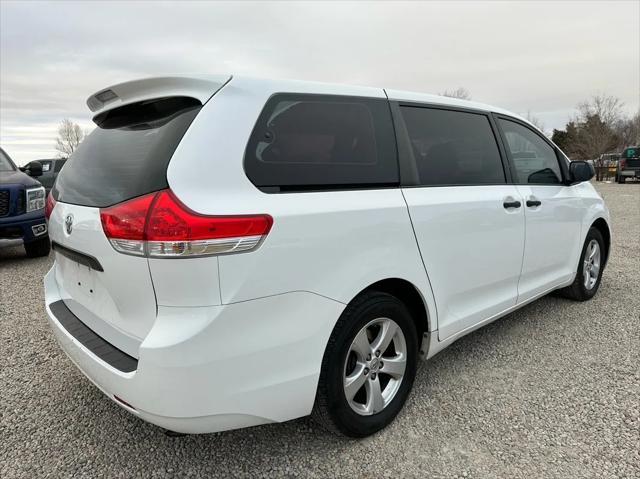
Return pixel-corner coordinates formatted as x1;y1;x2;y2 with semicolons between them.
583;239;601;290
343;318;407;416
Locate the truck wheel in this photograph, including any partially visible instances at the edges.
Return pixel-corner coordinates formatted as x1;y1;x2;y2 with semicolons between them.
24;237;51;258
617;175;625;184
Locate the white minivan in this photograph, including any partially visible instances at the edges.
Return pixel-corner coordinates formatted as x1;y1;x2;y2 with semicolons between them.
44;75;610;437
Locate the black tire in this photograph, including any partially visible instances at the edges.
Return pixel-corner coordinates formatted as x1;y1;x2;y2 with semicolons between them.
617;175;626;184
24;236;51;258
559;227;605;301
312;291;418;437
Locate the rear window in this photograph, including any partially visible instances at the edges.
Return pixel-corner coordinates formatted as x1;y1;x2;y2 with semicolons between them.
244;94;398;191
53;97;201;207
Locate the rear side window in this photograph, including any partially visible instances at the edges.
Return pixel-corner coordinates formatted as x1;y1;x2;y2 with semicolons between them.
498;119;562;184
244;94;398;191
54;97;201;207
400;106;505;186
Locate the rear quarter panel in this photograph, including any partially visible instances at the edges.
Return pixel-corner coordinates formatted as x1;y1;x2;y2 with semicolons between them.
165;77;437;329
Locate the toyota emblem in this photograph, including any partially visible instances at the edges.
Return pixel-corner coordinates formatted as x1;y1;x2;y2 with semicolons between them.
65;214;74;235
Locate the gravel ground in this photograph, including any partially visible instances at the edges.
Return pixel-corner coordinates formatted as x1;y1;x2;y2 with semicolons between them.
1;182;638;479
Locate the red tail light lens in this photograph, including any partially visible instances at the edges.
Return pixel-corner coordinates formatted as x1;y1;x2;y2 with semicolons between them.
45;192;56;221
100;189;272;257
100;193;155;240
619;159;626;170
146;190;272;241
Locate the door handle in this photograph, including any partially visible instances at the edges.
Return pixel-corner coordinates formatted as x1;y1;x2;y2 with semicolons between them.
503;200;522;209
526;199;542;207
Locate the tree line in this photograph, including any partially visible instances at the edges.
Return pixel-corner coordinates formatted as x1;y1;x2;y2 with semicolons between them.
551;94;640;180
443;89;639;181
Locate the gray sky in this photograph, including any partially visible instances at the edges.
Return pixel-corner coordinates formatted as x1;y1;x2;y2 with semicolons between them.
1;0;638;165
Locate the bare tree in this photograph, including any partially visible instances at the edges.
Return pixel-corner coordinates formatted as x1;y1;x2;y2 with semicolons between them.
55;119;84;158
440;87;472;100
577;93;623;128
525;110;546;135
614;110;640;148
570;94;624;180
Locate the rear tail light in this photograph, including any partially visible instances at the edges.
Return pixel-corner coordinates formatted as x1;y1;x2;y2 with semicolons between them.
45;192;56;220
619;159;626;170
100;193;155;256
100;189;272;258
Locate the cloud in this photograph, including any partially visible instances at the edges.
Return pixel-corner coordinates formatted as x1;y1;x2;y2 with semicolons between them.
1;0;638;164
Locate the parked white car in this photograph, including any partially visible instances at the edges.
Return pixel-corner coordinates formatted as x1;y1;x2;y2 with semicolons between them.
44;75;610;437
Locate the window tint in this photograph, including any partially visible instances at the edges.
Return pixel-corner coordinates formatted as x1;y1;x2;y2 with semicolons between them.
400;107;505;186
245;94;398;191
54;98;201;207
54;159;66;172
499;119;562;184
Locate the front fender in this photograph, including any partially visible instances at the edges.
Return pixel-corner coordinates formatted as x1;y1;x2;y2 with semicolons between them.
576;182;612;260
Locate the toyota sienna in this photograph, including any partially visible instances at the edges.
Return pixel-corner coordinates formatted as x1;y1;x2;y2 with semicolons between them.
44;75;610;437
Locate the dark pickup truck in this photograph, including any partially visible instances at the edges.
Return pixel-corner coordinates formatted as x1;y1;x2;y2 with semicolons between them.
0;147;51;257
24;158;67;194
616;146;640;183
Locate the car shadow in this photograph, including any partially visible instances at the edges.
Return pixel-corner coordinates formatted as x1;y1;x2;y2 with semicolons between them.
0;243;51;267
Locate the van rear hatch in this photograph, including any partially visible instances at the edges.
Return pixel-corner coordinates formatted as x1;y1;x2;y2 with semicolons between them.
48;77;229;353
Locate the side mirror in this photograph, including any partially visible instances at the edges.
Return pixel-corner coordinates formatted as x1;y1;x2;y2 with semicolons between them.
23;161;43;177
569;160;594;183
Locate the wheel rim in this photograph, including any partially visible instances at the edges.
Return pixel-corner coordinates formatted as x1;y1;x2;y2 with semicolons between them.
583;239;601;290
343;317;407;416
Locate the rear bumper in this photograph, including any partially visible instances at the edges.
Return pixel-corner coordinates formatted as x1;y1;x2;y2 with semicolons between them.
44;266;344;434
619;169;640;177
0;211;47;242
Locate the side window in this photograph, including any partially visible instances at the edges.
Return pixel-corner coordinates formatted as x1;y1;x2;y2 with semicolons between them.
498;119;562;184
399;106;505;186
244;94;398;191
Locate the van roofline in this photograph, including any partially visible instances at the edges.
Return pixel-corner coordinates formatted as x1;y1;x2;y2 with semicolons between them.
87;74;534;129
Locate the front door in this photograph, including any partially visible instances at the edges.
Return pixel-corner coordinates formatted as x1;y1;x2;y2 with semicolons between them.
496;117;583;303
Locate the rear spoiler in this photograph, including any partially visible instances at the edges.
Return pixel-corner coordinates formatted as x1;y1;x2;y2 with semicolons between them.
86;74;232;117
